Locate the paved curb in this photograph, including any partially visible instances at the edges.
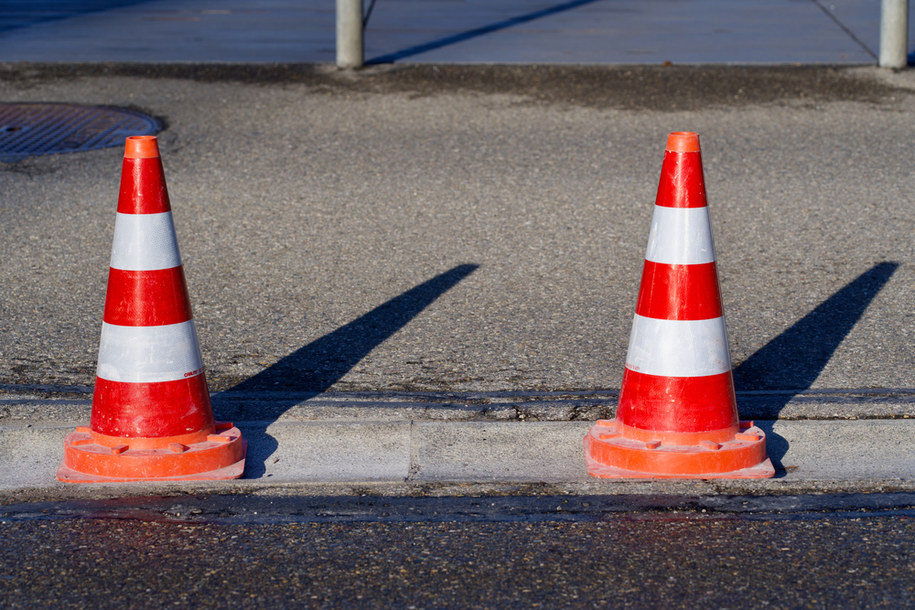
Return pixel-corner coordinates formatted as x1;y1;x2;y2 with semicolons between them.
2;418;913;497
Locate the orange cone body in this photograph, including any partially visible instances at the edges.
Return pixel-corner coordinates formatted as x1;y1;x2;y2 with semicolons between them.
584;132;773;479
58;136;245;482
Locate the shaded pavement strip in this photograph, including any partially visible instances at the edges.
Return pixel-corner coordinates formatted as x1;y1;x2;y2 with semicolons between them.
2;492;914;524
2;388;914;429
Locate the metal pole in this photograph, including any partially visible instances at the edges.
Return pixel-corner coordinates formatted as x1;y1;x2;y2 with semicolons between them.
879;0;909;68
336;0;364;69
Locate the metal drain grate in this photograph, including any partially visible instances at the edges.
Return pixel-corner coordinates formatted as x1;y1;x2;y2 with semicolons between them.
0;103;161;162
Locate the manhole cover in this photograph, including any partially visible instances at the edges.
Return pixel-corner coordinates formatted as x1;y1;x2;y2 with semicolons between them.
0;103;161;162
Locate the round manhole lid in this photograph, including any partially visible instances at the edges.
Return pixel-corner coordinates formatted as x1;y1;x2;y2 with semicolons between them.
0;103;161;162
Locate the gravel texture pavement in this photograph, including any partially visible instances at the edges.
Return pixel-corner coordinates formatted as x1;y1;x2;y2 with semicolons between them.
1;64;912;398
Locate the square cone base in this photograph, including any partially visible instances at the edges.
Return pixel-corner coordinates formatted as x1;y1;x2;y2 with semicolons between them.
57;423;246;483
583;420;775;480
584;453;775;479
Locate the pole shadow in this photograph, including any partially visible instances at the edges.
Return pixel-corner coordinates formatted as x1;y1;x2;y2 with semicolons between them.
733;261;899;474
367;0;607;64
216;264;478;478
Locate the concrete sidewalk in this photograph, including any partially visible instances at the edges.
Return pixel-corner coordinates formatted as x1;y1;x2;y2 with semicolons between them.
3;407;914;497
0;0;911;64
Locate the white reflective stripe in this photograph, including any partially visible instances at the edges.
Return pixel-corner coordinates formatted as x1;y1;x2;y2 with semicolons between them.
96;320;204;383
625;314;731;377
109;212;182;271
644;206;716;265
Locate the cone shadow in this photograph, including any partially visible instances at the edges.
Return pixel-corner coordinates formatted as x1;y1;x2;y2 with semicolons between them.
216;264;478;478
733;261;899;474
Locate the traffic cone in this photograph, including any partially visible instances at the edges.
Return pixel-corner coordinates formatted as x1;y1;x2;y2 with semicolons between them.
584;132;773;479
58;135;246;482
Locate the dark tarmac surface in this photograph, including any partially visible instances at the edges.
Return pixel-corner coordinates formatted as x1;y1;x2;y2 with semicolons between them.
1;493;913;607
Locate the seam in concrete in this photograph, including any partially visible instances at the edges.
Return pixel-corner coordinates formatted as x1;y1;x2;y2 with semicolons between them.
812;0;878;59
406;419;422;481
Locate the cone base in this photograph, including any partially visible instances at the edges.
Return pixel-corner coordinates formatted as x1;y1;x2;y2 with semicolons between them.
583;419;774;479
584;455;775;480
56;456;245;483
57;422;246;483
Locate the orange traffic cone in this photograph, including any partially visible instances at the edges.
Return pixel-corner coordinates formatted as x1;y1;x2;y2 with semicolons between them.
584;132;773;479
58;135;245;482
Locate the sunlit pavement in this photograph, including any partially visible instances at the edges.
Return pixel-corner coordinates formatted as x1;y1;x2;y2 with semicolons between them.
1;0;913;64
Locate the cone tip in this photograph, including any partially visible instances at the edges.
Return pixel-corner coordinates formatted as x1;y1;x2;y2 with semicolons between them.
124;135;160;159
666;132;700;153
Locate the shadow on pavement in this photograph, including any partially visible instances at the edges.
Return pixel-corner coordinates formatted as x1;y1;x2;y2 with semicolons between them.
368;0;607;64
0;1;152;34
222;261;898;480
219;264;478;478
734;261;900;474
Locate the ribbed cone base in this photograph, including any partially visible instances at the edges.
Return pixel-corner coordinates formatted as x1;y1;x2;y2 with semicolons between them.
57;421;246;483
584;419;774;479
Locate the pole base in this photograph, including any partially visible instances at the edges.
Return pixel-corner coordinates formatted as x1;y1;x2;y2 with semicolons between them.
584;419;775;479
57;422;246;483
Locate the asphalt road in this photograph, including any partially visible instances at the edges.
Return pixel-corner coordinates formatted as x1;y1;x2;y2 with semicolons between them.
1;493;913;608
1;64;913;400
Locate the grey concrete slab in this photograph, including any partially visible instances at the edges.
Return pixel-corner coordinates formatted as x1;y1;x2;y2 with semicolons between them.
411;419;915;483
414;421;591;482
0;426;67;489
248;420;412;482
0;419;416;489
1;419;912;494
768;419;915;480
0;0;911;64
